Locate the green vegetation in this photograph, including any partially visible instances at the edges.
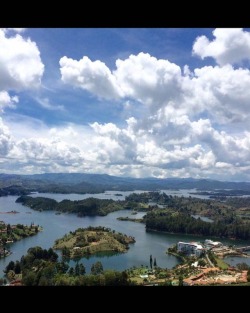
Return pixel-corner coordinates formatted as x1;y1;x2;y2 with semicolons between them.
144;209;250;240
0;222;42;258
53;226;135;258
3;246;134;286
16;196;124;216
3;242;249;286
16;196;57;211
16;191;250;240
214;257;229;270
124;191;250;240
117;216;143;222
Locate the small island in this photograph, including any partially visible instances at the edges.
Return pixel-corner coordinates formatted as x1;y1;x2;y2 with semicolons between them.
117;216;143;223
53;226;135;259
0;221;42;259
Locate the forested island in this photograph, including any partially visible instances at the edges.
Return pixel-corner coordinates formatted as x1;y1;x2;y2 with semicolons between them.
131;192;250;240
54;226;135;259
16;191;250;240
16;196;124;217
0;221;42;258
122;192;250;240
117;216;143;223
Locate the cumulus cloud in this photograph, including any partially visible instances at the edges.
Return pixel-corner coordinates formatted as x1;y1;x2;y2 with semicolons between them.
193;28;250;65
2;112;250;180
59;56;123;99
59;51;250;127
0;28;44;91
114;52;182;106
56;42;250;180
59;52;182;106
3;28;250;180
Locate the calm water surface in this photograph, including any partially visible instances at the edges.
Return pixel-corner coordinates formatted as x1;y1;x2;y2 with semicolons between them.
0;190;249;275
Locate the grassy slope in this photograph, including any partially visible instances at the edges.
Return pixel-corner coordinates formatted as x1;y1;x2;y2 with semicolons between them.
54;228;135;258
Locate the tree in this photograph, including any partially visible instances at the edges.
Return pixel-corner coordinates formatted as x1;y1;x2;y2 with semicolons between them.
14;261;21;274
150;254;152;269
198;259;206;267
91;261;103;275
179;275;184;286
4;260;15;273
79;263;86;275
62;246;70;260
2;238;7;257
22;271;37;286
236;262;249;271
7;270;16;281
48;248;58;262
56;261;69;274
6;224;11;235
75;263;80;276
154;257;157;268
68;267;74;276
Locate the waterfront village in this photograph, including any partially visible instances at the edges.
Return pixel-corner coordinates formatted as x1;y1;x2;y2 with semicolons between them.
131;239;250;286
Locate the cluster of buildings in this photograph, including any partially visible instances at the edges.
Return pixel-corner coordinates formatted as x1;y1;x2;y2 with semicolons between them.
177;239;223;257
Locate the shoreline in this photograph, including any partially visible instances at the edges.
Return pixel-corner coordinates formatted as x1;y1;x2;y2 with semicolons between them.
146;228;250;243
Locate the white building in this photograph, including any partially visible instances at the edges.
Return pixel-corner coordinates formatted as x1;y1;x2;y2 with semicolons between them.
177;241;204;257
204;239;222;248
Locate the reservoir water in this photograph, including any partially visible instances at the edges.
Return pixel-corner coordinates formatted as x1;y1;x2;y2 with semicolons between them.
0;190;249;276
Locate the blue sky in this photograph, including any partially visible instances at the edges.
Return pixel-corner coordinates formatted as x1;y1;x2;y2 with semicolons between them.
18;28;214;127
1;28;250;181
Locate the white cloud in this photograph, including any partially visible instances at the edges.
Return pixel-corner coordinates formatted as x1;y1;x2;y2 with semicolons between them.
193;28;250;65
0;117;13;156
3;28;250;181
114;52;182;106
2;113;250;180
59;52;182;106
0;28;44;91
35;97;65;111
59;51;250;128
2;28;26;34
59;56;123;99
0;91;18;112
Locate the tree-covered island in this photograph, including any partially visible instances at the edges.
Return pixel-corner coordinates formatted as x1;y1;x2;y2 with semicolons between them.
16;196;124;216
16;191;250;240
0;221;42;258
53;226;135;259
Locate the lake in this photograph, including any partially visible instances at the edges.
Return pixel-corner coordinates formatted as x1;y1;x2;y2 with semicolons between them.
0;190;249;276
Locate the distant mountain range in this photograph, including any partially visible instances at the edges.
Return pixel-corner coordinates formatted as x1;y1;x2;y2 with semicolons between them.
1;172;250;196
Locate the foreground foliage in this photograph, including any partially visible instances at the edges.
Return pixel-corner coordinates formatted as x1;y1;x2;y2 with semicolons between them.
4;246;134;286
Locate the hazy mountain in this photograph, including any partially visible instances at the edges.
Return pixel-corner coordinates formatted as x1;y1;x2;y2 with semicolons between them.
1;173;250;196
